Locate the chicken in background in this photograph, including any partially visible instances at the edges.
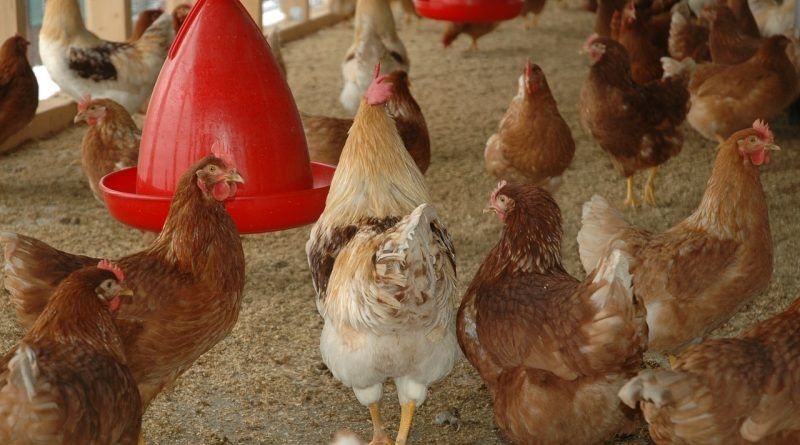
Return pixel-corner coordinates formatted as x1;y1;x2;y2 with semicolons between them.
0;34;38;148
664;35;797;141
521;0;548;29
580;35;690;207
303;70;429;172
484;61;575;188
267;27;287;79
668;1;710;62
1;152;245;443
442;22;500;52
0;262;141;445
705;4;761;64
39;0;178;114
620;295;800;444
579;120;777;355
171;3;192;32
73;96;140;204
727;0;762;38
129;9;165;42
394;0;420;24
596;0;627;36
749;0;795;36
458;182;647;445
307;67;458;445
340;0;409;114
617;1;666;84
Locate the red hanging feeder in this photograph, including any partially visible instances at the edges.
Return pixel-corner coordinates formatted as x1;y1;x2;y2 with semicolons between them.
413;0;524;22
100;0;335;234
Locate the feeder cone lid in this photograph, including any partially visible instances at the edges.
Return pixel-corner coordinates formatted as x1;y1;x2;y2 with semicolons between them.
101;0;335;234
413;0;524;22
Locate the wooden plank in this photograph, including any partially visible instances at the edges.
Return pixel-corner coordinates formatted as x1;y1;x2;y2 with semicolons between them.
276;11;346;43
0;0;27;38
85;0;132;41
241;0;263;28
0;95;77;154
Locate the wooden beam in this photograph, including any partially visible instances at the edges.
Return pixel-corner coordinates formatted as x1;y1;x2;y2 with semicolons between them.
85;0;132;41
240;0;263;28
0;95;77;154
276;11;346;43
0;0;27;38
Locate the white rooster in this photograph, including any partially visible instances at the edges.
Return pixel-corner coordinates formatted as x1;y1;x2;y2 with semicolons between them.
308;66;457;445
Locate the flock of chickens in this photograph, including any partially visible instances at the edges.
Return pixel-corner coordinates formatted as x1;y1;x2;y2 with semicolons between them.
0;0;798;444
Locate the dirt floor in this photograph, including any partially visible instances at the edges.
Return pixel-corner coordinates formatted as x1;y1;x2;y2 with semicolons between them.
2;3;800;445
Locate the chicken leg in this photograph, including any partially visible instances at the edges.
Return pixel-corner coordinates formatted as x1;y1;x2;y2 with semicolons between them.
644;166;659;206
138;432;146;445
395;401;416;445
469;39;479;52
369;403;393;445
524;14;540;30
624;176;637;207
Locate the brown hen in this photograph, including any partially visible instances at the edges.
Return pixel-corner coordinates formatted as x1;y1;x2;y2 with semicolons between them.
74;96;140;204
458;183;647;445
0;34;38;149
579;120;778;354
580;35;690;207
667;1;710;61
1;154;246;441
484;61;575;189
442;22;499;52
705;4;761;64
0;263;141;445
620;296;800;444
618;1;665;84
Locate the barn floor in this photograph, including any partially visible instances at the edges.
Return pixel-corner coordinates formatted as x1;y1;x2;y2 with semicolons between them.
2;4;800;445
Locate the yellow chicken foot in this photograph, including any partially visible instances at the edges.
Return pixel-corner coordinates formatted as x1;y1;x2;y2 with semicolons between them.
395;401;416;445
624;176;637;207
668;355;678;368
369;403;393;445
525;14;540;30
469;40;479;52
138;432;146;445
644;166;659;206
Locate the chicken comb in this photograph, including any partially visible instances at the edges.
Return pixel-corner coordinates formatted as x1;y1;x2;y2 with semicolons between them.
490;180;508;204
210;141;236;168
97;260;125;282
366;63;393;106
753;119;774;142
77;95;93;113
525;59;533;79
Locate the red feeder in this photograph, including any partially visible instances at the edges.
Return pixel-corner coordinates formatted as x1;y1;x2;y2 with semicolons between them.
413;0;524;22
100;0;334;234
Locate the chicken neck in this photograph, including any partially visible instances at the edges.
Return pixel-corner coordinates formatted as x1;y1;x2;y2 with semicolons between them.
41;0;90;42
683;143;769;240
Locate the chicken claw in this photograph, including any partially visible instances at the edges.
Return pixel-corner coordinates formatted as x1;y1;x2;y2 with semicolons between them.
644;166;659;206
368;403;394;445
395;401;416;445
624;176;638;207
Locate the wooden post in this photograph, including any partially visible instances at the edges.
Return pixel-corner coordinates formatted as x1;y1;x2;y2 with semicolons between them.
0;0;27;38
85;0;132;41
282;0;311;22
240;0;263;28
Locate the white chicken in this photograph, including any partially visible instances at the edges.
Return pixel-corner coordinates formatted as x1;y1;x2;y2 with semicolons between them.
308;67;457;445
340;0;410;114
39;0;177;114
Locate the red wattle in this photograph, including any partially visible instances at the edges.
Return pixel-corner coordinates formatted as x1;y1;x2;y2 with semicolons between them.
749;149;766;166
109;296;121;313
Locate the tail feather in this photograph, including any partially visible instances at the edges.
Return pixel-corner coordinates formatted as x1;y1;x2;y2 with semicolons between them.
8;345;38;402
2;233;97;330
576;196;634;274
375;203;438;286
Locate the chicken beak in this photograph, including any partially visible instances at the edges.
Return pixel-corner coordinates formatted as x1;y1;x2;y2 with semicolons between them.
765;143;781;151
73;112;85;124
119;288;135;297
483;205;497;215
226;171;245;184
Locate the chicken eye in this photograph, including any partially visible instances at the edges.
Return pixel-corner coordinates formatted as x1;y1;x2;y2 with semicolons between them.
748;136;757;144
208;165;218;173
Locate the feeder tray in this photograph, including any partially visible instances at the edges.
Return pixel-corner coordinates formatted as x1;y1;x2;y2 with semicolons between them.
100;0;334;234
413;0;524;22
